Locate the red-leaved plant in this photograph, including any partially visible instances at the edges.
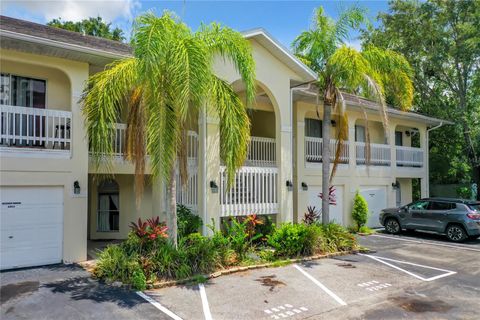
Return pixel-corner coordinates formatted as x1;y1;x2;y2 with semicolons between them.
303;206;320;225
130;216;168;241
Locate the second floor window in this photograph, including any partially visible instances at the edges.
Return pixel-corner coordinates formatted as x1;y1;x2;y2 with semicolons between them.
305;118;322;138
0;73;46;108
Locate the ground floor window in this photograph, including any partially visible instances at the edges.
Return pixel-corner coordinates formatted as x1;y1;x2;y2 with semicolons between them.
97;179;119;232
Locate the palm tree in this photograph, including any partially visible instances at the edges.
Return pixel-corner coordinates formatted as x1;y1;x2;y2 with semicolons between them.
293;6;414;223
83;12;256;246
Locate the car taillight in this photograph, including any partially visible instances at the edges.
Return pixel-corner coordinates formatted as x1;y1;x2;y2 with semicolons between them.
466;213;480;220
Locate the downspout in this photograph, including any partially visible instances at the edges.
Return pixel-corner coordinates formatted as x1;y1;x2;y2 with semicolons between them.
426;121;443;196
201;110;208;235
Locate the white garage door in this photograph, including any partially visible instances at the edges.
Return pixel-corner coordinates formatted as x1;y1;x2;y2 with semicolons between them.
308;186;344;225
1;187;63;270
360;186;387;228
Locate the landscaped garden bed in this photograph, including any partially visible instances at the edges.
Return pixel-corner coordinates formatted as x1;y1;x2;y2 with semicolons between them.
92;206;358;290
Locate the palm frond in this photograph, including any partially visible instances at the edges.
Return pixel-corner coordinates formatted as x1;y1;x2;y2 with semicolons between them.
198;23;256;103
82;58;138;167
210;76;251;185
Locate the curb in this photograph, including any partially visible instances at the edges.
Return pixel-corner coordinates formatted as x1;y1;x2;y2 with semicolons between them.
146;250;356;289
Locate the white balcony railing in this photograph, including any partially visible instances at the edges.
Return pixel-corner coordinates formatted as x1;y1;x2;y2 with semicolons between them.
245;136;276;167
175;163;198;212
305;137;349;163
219;166;278;216
356;142;391;166
396;146;424;167
0;105;72;151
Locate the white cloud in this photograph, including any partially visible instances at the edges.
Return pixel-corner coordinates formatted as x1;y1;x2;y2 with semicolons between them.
2;0;140;23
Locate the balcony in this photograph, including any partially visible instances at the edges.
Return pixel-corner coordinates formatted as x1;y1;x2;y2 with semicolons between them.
396;146;424;167
305;137;349;163
219;165;278;217
355;142;391;166
0;104;72;155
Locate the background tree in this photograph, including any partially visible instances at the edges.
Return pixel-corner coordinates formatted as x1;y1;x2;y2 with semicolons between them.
362;0;480;199
292;6;414;223
83;12;256;246
47;16;125;41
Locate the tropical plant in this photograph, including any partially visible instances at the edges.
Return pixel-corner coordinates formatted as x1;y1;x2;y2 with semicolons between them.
292;6;414;223
303;206;320;225
267;223;312;257
177;205;203;238
130;216;168;241
351;191;369;230
83;12;256;246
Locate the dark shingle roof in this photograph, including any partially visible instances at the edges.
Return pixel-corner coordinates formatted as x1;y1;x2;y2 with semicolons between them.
0;15;132;56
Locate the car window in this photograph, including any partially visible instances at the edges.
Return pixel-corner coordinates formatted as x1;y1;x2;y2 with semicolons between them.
467;203;480;212
410;201;429;210
429;201;455;210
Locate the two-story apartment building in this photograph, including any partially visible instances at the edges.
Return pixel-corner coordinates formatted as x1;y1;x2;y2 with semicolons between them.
0;16;447;270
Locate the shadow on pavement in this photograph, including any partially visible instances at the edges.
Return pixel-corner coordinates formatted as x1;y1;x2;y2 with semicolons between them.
43;276;146;308
375;229;480;246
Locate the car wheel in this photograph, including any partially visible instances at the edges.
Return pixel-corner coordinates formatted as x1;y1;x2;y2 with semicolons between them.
385;218;401;234
445;225;467;242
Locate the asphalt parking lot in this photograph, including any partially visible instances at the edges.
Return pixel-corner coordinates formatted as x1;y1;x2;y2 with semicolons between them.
1;231;479;319
142;231;480;320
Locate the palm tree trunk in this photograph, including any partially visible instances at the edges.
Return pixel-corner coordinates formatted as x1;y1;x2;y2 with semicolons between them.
168;166;178;247
322;102;332;224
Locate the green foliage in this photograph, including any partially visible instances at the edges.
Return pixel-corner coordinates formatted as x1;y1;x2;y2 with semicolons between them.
292;5;414;223
321;223;357;252
457;187;471;200
47;16;125;41
94;218;357;286
358;225;375;235
180;233;217;274
267;223;312;257
352;191;369;230
94;244;142;284
254;215;275;242
131;270;147;290
83;12;257;241
362;0;480;191
177;205;203;238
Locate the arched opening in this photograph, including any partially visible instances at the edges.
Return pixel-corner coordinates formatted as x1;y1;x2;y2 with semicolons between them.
97;179;120;232
219;79;280;218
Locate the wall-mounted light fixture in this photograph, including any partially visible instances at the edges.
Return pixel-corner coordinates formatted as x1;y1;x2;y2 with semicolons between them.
73;181;81;194
392;181;400;189
286;180;293;191
405;131;411;137
331;120;337;127
301;182;308;191
210;181;218;193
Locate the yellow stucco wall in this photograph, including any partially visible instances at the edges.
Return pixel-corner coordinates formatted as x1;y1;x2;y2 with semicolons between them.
0;49;89;263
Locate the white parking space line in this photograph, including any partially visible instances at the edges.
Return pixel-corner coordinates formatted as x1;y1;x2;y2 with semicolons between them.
293;264;347;306
371;234;480;252
360;254;457;282
136;291;184;320
199;283;213;320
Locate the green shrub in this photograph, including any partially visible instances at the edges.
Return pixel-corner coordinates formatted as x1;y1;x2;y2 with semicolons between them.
131;269;147;290
94;244;141;284
152;241;191;280
358;225;375;234
177;205;203;238
255;215;275;242
321;223;357;252
267;223;312;257
223;218;253;259
180;233;217;274
211;230;237;267
352;191;369;230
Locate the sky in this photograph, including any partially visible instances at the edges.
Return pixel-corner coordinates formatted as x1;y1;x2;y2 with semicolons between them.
1;0;391;49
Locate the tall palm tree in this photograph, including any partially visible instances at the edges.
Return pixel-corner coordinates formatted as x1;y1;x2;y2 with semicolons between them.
83;12;256;246
293;6;414;223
